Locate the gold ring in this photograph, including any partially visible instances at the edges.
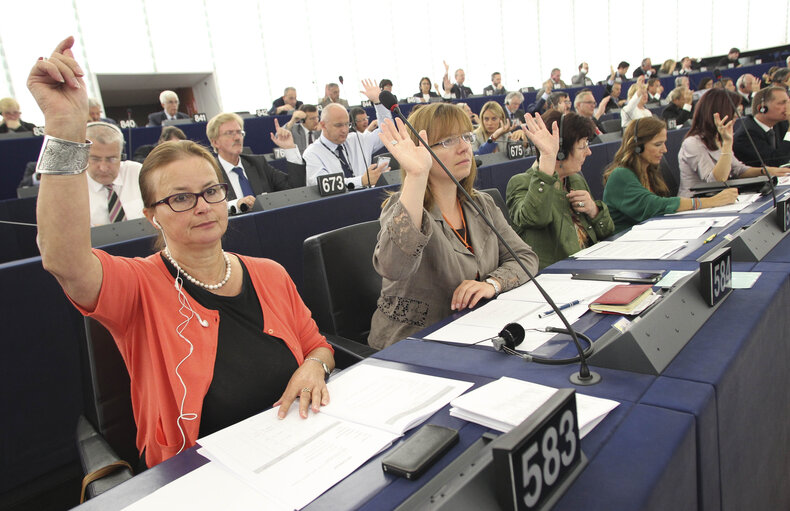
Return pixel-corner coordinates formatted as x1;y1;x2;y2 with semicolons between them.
301;387;312;393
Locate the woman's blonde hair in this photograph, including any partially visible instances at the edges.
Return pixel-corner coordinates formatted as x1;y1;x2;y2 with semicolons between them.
474;101;506;139
388;102;478;210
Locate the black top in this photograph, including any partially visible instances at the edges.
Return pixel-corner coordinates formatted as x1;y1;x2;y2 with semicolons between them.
160;254;299;437
0;120;35;133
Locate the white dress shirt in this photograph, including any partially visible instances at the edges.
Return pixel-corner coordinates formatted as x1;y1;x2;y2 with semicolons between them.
86;160;145;226
218;148;302;207
303;104;392;188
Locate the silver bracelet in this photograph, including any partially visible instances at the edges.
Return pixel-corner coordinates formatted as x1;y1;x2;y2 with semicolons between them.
485;277;501;296
36;135;92;175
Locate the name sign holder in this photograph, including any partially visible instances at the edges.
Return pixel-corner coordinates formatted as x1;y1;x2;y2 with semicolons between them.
725;204;790;261
395;389;587;511
316;172;347;197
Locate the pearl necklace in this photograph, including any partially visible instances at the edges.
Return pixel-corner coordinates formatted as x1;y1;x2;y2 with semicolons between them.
164;249;232;290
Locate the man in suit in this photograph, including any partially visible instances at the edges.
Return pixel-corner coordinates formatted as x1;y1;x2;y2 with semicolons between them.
661;87;694;128
207;112;298;211
574;89;610;134
543;68;567;90
717;48;740;68
88;98;116;125
733;86;790;167
632;58;656;79
646;78;664;105
736;73;760;110
571;62;594;87
146;90;190;126
605;61;629;93
285;104;321;154
318;83;349;108
483;72;506;96
270;87;303;115
504;91;525;123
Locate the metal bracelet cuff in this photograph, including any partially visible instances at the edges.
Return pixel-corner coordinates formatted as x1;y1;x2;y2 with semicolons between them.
35;135;92;175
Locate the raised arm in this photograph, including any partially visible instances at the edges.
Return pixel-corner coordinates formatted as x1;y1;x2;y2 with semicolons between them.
29;36;103;310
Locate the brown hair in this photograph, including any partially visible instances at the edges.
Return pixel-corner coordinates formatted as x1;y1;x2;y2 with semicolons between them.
139;140;225;250
686;88;741;151
603;117;669;196
158;126;187;144
474;100;506;139
387;102;478;210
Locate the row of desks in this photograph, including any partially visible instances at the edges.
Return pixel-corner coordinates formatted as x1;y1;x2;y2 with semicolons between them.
74;189;790;510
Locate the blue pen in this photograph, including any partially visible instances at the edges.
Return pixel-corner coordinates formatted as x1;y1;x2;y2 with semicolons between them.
538;299;581;318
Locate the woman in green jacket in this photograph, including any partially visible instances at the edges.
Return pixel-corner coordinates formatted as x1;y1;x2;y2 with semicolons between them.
602;117;738;234
507;111;614;269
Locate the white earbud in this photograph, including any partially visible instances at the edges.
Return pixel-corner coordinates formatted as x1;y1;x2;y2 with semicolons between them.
152;216;162;229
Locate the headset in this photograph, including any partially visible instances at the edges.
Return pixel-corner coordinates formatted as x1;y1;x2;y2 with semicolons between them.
633;117;644;154
758;95;768;114
154;215;210;455
556;113;567;160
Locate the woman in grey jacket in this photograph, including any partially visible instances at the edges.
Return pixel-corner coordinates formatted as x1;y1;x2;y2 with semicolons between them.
368;103;539;349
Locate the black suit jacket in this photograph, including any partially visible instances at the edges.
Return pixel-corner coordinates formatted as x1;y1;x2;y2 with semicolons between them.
661;103;693;126
217;153;295;200
506;108;526;123
270;98;303;114
733;117;790;167
451;84;473;99
146;111;190;127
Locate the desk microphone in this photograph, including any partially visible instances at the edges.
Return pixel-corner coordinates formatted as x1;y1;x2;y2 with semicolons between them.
379;91;600;386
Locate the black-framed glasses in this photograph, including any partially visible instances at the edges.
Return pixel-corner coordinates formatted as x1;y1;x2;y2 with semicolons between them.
152;183;229;212
430;132;476;148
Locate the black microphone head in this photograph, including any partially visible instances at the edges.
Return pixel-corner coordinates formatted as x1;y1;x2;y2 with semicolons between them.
228;205;238;216
346;182;355;190
239;202;250;213
379;91;399;112
498;323;525;350
338;76;344;84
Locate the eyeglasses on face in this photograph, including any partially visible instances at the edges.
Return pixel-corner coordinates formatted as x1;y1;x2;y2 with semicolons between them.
152;183;229;212
430;132;476;148
330;122;353;129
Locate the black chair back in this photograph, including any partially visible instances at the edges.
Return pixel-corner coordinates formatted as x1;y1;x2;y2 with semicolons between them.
80;317;138;468
302;220;382;344
479;188;512;228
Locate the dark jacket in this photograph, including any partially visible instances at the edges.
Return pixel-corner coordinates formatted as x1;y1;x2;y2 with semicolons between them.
216;153;295;199
146;111;190;127
733;116;790;167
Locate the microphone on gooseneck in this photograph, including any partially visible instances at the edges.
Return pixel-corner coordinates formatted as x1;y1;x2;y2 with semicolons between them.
723;89;777;206
379;91;600;386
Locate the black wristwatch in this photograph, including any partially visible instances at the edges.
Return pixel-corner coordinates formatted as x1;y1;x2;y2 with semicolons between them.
487;136;495;144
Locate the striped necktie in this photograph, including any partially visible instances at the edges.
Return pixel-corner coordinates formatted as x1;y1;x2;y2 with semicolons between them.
106;185;125;223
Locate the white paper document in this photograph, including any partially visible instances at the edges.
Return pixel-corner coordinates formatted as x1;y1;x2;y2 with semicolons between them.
449;377;619;439
732;272;761;289
197;364;473;509
572;240;688;260
615;226;711;242
498;273;617;304
122;460;291;511
673;193;760;214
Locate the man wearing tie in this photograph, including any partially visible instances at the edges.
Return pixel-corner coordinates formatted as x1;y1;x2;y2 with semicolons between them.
504;91;526;123
146;90;190;126
207;112;298;211
733;86;790;167
84;122;145;226
303;80;392;188
285;104;321;154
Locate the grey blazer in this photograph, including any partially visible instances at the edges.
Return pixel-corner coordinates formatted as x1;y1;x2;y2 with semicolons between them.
368;191;539;350
289;123;322;155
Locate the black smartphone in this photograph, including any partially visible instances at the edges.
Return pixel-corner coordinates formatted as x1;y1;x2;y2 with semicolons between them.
381;424;459;480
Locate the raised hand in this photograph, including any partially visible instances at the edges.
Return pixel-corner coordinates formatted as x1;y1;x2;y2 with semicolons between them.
377;118;432;179
713;113;734;145
492;118;512;140
596;96;611;118
521;113;559;157
360;79;381;103
27;36;87;140
270;118;296;149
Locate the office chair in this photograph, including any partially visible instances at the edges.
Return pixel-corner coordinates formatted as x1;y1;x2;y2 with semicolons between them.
479;188;513;228
76;317;136;502
302;220;381;365
601;118;623;134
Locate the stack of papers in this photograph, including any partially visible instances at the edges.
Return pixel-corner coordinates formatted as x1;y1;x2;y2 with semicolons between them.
571;240;688;260
449;377;619;439
195;364;473;510
424;274;616;351
672;193;760;215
